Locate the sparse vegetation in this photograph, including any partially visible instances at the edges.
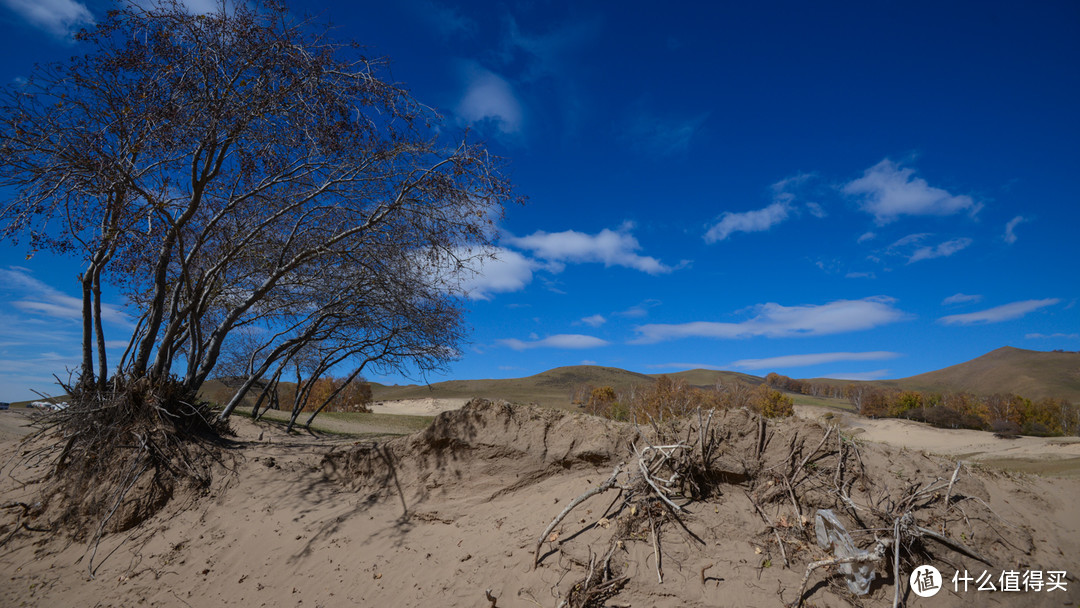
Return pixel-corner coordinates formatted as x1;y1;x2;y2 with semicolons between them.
0;0;516;538
840;383;1079;436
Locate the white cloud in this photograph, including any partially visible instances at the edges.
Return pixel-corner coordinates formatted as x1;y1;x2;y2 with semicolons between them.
0;267;131;328
857;231;877;243
939;298;1060;325
731;351;900;371
1003;215;1026;245
454;247;540;300
456;63;523;134
1;0;93;36
631;296;909;344
704;201;791;243
907;237;972;263
504;224;678;275
845;271;876;279
942;293;982;305
806;202;827;218
819;369;891;381
646;362;727;371
580;359;597;365
499;334;609;350
843;159;979;224
614;299;661;318
1026;332;1079;340
889;233;931;249
579;314;606;327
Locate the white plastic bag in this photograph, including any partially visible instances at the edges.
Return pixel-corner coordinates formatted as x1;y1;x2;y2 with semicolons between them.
814;509;877;595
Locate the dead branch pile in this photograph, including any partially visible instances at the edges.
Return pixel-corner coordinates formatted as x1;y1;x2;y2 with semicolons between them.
531;406;1030;608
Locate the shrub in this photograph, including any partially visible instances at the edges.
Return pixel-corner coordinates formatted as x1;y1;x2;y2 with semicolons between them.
751;385;794;418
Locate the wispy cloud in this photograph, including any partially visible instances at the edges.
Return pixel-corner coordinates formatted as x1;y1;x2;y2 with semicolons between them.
819;369;891;381
504;223;681;275
623;110;709;156
614;299;661;319
1003;215;1027;245
845;271;876;279
843;159;980;224
942;293;982;305
499;334;609;350
1026;332;1079;340
731;351;901;371
1;0;93;37
0;267;131;328
631;296;909;344
703;174;824;243
907;237;972;263
579;314;606;327
501;14;598;83
646;362;727;371
414;0;476;39
704;201;791;243
456;62;523;135
939;298;1060;325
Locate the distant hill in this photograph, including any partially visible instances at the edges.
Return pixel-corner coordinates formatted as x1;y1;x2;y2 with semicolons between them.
198;347;1079;413
649;369;765;389
881;346;1080;402
371;365;656;410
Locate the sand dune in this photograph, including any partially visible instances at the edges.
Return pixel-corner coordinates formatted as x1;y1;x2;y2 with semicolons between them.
2;402;1078;607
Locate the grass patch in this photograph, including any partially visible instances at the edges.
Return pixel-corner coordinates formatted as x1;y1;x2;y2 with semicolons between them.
790;394;855;410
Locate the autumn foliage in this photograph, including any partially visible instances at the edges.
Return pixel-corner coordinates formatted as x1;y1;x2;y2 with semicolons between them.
582;375;793;423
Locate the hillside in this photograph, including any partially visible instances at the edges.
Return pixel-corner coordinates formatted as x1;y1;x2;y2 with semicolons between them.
880;346;1080;402
371;365;655;409
649;368;766;389
197;347;1079;414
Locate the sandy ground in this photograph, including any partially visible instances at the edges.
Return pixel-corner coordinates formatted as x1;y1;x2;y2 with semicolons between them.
367;397;472;417
795;405;1080;477
1;402;1079;607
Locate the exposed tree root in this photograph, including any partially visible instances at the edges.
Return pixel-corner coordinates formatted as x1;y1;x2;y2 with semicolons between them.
532;407;1024;608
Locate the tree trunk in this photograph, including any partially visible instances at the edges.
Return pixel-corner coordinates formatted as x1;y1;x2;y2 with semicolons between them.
92;267;107;390
79;273;95;386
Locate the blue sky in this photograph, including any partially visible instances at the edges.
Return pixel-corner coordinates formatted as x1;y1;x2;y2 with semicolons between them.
1;0;1078;400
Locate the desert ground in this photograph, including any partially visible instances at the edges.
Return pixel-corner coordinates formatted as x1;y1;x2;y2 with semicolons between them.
2;400;1078;607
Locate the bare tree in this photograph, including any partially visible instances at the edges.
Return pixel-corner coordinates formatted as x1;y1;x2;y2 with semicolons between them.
1;0;516;413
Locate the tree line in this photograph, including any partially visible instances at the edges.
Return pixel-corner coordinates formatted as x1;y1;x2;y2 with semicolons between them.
763;372;1078;436
572;372;1078;437
573;375;794;422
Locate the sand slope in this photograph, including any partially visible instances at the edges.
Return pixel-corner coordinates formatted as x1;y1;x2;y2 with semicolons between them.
2;401;1079;607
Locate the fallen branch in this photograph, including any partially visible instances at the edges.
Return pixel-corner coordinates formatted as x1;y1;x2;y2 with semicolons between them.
647;505;662;583
746;492;789;568
912;525;994;568
533;464;624;569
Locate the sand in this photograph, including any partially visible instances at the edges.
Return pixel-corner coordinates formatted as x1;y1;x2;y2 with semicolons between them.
795;405;1080;477
367;397;472;417
2;401;1078;607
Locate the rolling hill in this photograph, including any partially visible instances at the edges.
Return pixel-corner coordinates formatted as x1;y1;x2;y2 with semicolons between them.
370;365;655;409
883;346;1080;402
193;347;1079;412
